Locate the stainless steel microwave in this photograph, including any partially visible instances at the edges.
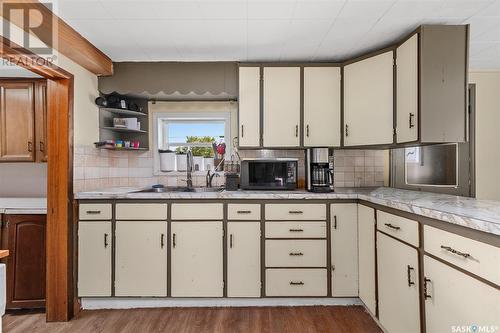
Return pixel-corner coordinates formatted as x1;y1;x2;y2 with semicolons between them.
240;158;298;190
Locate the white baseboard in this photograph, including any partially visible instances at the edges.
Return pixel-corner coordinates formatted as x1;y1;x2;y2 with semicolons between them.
81;297;362;310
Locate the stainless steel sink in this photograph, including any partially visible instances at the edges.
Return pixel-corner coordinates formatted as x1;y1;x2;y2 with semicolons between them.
138;186;223;193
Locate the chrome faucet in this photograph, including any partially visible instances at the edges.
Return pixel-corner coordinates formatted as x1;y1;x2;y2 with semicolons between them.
206;170;220;188
186;149;194;189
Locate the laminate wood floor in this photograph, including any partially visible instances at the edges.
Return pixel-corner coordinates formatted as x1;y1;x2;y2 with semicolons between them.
3;306;382;333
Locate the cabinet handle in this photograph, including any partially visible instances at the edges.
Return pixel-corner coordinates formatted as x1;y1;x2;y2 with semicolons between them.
345;124;349;137
295;125;298;137
424;277;432;300
39;141;45;152
172;233;176;248
333;215;338;229
289;252;304;256
104;233;109;248
384;223;401;230
306;125;310;137
86;210;101;215
440;245;470;259
241;124;244;138
289;210;303;214
407;265;415;286
289;281;304;286
409;113;415;128
27;141;33;152
289;228;303;232
237;210;251;214
161;233;165;248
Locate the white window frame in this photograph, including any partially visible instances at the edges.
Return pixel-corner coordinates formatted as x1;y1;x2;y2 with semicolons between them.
153;112;232;175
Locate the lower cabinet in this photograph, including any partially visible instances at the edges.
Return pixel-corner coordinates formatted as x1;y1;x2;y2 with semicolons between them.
266;269;327;297
227;222;261;297
1;214;46;308
424;255;500;333
377;232;420;333
171;221;223;297
358;205;376;315
330;203;358;297
115;221;168;296
78;221;112;296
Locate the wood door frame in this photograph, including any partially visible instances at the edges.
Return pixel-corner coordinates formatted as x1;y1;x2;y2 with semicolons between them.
1;37;74;321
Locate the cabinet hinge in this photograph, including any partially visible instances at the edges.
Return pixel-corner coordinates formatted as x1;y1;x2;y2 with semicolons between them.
393;128;397;136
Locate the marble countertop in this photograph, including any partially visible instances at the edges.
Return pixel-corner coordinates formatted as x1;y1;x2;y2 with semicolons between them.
75;187;500;236
0;197;47;214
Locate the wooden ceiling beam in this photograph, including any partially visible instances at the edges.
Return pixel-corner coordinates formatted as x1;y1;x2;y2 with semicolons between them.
1;0;113;76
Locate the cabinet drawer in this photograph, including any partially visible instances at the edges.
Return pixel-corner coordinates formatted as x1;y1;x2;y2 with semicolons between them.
266;221;326;238
116;203;168;220
377;211;419;247
424;225;500;286
266;269;327;296
79;203;112;220
265;204;326;220
228;204;261;220
171;203;223;220
265;240;326;267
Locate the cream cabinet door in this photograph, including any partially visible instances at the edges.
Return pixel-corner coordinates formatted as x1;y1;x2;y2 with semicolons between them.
331;204;358;297
171;221;223;297
377;232;420;333
424;256;500;333
115;221;168;296
238;67;261;147
227;222;261;297
358;205;376;315
304;67;341;147
397;34;419;143
344;51;394;146
263;67;300;147
78;221;112;296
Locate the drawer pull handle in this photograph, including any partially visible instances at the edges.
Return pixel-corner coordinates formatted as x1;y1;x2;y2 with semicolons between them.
86;210;101;215
104;233;109;248
237;210;252;214
161;233;165;248
289;229;304;232
384;223;401;230
440;245;470;258
229;234;233;248
289;252;304;256
424;277;432;300
172;233;177;248
290;281;304;286
289;210;303;214
407;265;415;286
333;215;338;229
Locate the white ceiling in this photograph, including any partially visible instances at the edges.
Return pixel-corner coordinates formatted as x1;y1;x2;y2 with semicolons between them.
52;0;500;69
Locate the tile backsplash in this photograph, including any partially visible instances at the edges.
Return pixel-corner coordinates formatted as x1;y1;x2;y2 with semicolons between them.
74;145;387;192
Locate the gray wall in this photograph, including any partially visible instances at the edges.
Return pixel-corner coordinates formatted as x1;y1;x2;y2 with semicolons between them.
0;163;47;197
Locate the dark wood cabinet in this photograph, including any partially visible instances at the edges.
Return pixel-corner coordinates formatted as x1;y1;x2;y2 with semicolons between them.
1;214;46;309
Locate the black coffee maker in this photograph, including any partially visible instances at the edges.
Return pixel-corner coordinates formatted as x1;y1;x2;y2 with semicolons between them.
306;148;333;193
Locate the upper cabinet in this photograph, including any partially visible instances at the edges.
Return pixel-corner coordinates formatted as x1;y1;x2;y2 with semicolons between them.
344;51;394;147
396;25;468;144
304;67;341;147
238;67;261;147
0;80;47;163
263;67;301;147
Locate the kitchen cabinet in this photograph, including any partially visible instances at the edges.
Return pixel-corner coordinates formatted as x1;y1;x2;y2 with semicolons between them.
115;221;168;296
238;67;261;147
1;214;45;308
0;80;47;163
377;232;420;333
171;221;223;297
357;205;376;315
396;26;468;144
330;204;358;297
227;222;261;297
263;67;300;147
424;255;500;333
303;67;341;147
343;51;394;147
78;221;112;297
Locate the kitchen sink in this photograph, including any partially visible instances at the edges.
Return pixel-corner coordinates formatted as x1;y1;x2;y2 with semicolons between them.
138;186;224;193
